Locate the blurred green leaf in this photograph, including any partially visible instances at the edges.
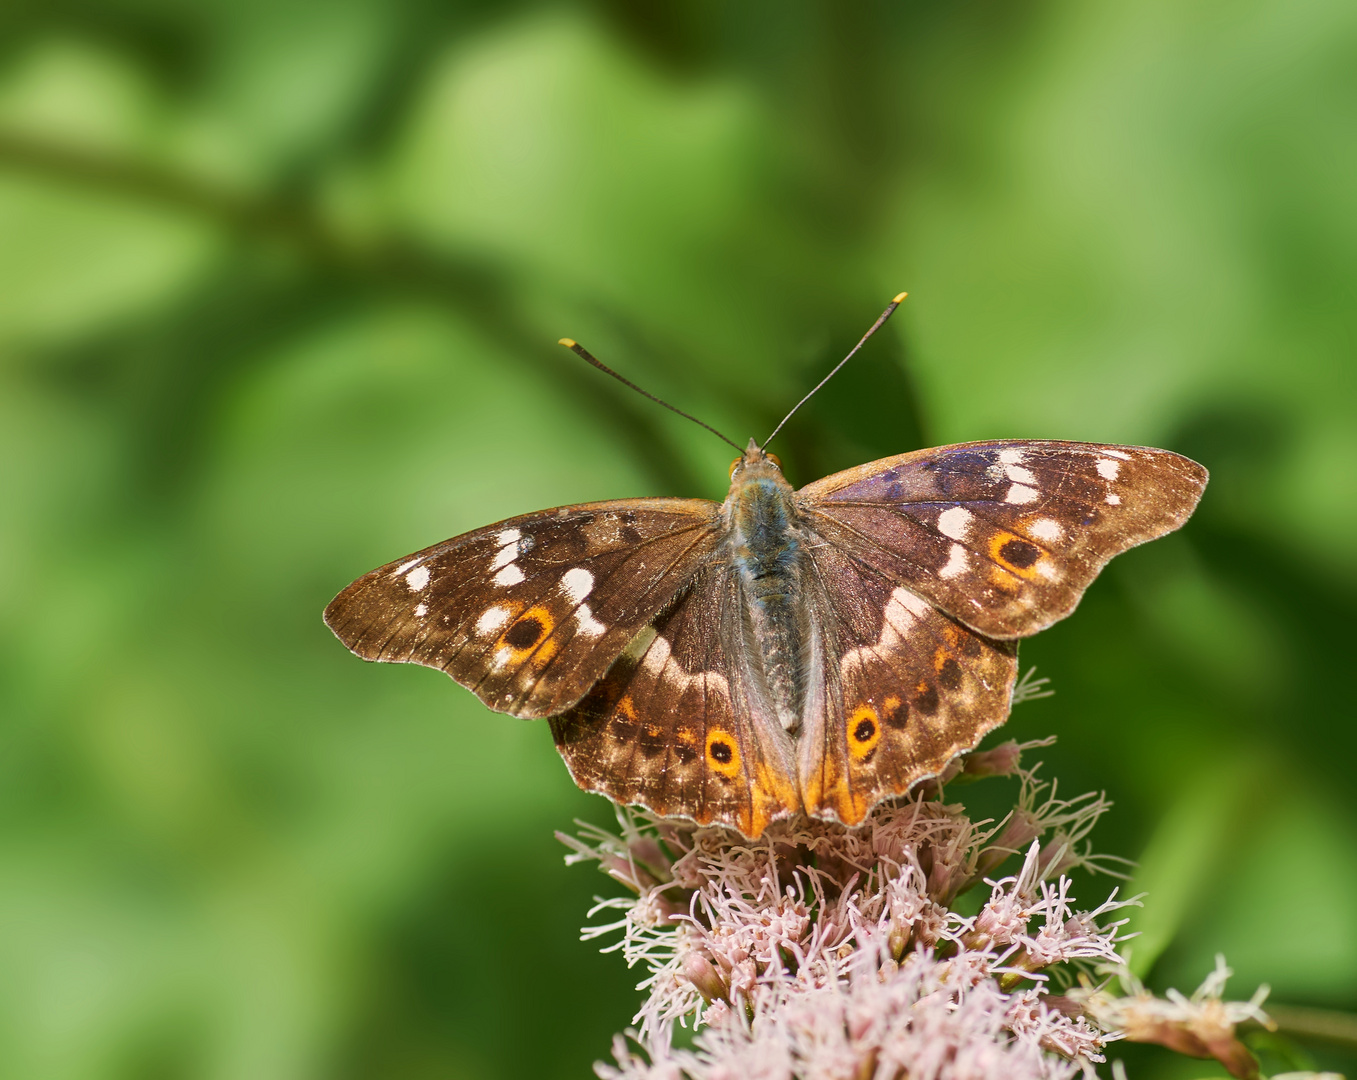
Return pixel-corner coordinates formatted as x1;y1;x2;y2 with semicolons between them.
1160;789;1357;1000
0;2;1354;1077
1122;756;1262;978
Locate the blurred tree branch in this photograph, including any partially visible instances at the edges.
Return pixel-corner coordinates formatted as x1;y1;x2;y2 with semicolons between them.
0;127;703;496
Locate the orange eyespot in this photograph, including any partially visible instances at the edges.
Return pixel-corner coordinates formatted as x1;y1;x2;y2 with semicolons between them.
848;705;882;759
766;453;782;469
705;729;742;776
729;457;741;478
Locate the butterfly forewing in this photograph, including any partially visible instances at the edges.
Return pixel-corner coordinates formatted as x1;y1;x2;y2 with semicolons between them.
551;562;802;837
797;541;1018;826
798;440;1208;640
324;498;722;718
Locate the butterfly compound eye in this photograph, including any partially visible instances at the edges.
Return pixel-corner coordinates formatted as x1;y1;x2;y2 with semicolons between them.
766;453;782;469
729;458;741;478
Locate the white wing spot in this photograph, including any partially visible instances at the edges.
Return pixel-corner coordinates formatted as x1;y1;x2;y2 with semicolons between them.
844;587;934;674
1101;449;1130;460
939;543;969;580
1028;518;1063;541
937;506;974;541
394;558;421;576
493;564;525;587
998;448;1025;464
642;634;672;675
895;588;931;618
1106;492;1121;505
1005;464;1037;485
560;567;594;603
575;602;605;637
476;605;512;636
491;544;517;570
1096;458;1121;480
881;590;919;641
496;528;521;547
405;566;430;591
1005;484;1039;505
414;602;428;618
636;631;729;699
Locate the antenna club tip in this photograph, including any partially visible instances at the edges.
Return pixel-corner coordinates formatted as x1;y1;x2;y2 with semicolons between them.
558;337;577;348
892;292;909;304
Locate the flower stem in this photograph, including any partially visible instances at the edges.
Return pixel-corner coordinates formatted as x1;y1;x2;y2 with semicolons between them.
1249;1003;1357;1051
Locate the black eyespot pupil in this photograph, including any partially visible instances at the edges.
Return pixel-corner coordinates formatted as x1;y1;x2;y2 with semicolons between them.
504;618;543;649
854;719;876;742
710;740;733;764
999;538;1040;569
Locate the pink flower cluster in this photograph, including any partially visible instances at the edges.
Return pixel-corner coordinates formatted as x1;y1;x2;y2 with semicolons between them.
562;739;1275;1080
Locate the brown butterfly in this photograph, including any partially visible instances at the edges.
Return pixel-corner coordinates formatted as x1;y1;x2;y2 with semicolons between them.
324;296;1207;838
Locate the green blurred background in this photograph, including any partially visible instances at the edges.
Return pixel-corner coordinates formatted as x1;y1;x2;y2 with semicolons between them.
0;1;1354;1077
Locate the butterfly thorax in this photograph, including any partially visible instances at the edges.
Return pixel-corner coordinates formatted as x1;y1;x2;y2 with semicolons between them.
726;443;810;735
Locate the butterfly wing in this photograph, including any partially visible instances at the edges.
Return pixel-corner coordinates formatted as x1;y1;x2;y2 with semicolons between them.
793;439;1205;825
550;561;802;838
797;540;1017;826
324;499;723;718
798;440;1208;640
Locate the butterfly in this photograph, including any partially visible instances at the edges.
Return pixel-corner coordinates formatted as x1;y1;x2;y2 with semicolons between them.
324;297;1208;838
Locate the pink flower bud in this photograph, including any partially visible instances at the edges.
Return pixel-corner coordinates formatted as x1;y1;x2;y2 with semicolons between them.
682;950;729;1004
962;740;1026;779
627;836;673;882
888;923;912;960
973;809;1045;880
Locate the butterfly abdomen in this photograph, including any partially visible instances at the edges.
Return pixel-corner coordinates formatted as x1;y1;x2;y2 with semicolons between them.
728;468;811;734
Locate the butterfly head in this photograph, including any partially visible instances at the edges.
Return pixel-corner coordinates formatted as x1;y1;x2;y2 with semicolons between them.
729;437;783;481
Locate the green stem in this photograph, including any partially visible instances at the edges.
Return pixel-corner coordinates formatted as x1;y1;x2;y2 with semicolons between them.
1251;1004;1357;1051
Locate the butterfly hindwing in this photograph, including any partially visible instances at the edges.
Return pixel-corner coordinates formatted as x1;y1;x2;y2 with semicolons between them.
797;541;1018;826
550;562;802;837
798;440;1208;640
323;499;722;718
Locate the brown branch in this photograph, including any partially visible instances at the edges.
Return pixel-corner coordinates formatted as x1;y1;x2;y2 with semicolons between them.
0;128;704;495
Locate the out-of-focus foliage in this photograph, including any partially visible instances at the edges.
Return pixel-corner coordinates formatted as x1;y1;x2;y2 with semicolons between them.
0;2;1352;1077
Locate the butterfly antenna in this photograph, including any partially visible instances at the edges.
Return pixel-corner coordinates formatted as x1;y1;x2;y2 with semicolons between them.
559;338;743;452
762;292;908;450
